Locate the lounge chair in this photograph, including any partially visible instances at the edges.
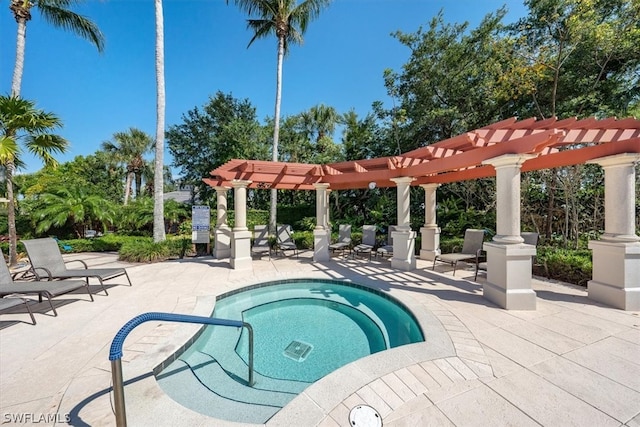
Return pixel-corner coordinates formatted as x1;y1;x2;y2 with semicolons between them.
251;225;271;260
1;259;92;320
21;238;132;296
353;225;377;260
475;232;539;280
376;225;397;259
434;229;485;276
0;296;36;325
329;224;352;256
275;225;299;257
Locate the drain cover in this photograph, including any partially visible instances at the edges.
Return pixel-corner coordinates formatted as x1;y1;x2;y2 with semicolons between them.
349;405;382;426
283;340;313;361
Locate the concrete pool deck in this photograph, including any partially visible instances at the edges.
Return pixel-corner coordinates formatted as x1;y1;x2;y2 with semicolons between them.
1;250;639;426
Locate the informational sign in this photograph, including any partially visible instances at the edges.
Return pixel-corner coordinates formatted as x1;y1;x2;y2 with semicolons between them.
191;205;211;243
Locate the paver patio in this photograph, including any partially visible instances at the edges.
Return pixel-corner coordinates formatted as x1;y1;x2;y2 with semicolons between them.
1;251;638;426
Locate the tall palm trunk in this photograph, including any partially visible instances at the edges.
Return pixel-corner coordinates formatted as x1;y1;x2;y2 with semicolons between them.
269;36;285;234
153;0;166;242
6;163;18;265
124;172;133;205
8;14;27;265
11;18;27;97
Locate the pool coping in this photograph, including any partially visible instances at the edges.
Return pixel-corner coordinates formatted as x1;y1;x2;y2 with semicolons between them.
121;271;462;426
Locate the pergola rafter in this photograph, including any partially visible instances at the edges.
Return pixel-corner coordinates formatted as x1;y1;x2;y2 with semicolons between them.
205;116;640;190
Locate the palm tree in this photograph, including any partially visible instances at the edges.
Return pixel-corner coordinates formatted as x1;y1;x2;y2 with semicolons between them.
101;128;154;205
0;95;68;265
31;183;116;238
9;0;105;97
153;0;166;242
230;0;332;233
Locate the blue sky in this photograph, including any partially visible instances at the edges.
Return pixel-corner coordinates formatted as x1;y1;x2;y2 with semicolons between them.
1;0;527;176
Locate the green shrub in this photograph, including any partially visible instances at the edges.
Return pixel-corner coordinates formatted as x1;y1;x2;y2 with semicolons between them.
292;231;314;249
165;236;193;258
118;239;171;263
534;247;592;286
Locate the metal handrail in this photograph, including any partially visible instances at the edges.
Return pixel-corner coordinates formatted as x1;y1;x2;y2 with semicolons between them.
108;312;254;427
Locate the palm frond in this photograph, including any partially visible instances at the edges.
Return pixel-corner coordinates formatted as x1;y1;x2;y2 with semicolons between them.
37;1;105;52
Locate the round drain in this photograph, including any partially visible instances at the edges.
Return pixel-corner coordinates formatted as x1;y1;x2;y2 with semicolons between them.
349;404;382;427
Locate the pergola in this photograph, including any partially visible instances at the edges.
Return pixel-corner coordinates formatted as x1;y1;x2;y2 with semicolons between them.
204;116;640;311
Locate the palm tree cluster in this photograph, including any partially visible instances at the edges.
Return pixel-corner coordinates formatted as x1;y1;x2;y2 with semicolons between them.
3;0;334;264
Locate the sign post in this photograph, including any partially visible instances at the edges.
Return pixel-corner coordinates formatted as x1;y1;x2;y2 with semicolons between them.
191;205;211;254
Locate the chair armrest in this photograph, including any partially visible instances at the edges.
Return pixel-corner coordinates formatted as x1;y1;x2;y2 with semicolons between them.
32;266;53;280
65;259;88;269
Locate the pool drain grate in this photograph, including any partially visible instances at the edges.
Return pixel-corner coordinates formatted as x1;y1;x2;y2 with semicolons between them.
284;340;313;362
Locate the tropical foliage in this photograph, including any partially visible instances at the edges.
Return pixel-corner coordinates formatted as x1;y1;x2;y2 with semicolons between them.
0;95;68;265
101;128;154;205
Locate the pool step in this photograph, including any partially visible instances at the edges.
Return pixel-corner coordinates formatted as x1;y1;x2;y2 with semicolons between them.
156;350;307;423
156;358;282;423
198;348;311;394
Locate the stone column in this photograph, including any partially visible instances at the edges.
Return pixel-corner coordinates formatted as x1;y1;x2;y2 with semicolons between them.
213;186;231;259
230;180;252;270
313;183;331;262
419;183;441;261
390;177;416;271
587;153;640;310
481;154;537;310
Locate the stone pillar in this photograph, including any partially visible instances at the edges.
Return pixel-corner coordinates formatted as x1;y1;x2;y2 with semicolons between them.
213;186;231;259
390;177;416;271
481;155;537;310
419;183;441;261
313;183;331;262
230;180;252;270
587;153;640;310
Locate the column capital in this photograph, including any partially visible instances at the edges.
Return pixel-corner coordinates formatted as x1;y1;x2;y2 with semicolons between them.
230;179;252;189
482;154;537;169
419;183;440;191
213;186;230;193
390;176;415;185
313;182;331;191
587;153;640;168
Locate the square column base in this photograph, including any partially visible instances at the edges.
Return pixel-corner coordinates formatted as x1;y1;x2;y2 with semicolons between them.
419;226;441;261
214;226;231;259
313;229;330;262
391;230;417;271
483;242;537;310
230;230;252;270
588;240;640;310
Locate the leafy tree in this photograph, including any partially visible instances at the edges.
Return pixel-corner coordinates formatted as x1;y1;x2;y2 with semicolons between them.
341;109;386;161
19;153;123;203
229;0;332;233
509;0;640;118
509;0;640;241
8;0;104;96
167;91;269;201
30;183;116;238
101;128;154;205
0;95;67;265
385;8;525;149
